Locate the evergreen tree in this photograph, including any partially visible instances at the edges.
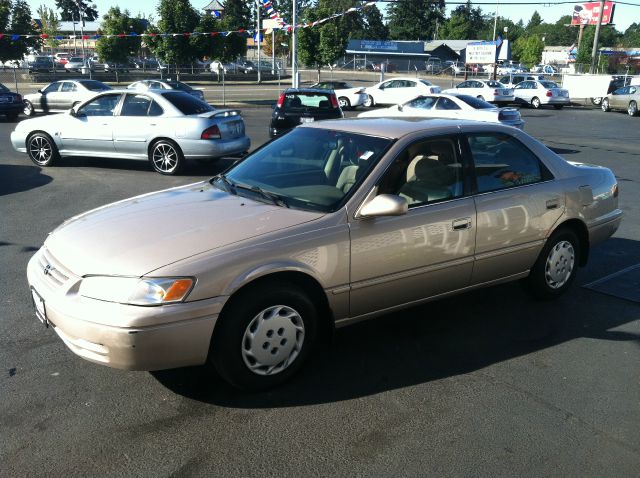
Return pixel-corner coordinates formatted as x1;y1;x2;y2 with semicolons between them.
37;5;61;51
190;13;225;61
512;35;544;66
95;7;145;63
441;1;487;40
526;11;542;32
9;0;37;60
54;0;98;22
387;0;445;41
621;23;640;48
216;0;251;61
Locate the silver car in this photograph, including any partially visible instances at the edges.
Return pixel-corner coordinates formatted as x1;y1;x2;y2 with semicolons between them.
601;84;640;116
128;79;205;101
11;89;250;175
23;79;112;116
26;119;622;390
514;80;570;109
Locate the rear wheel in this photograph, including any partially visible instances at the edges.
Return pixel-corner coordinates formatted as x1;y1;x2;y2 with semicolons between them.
601;98;611;112
210;282;318;391
591;97;602;106
628;101;638;117
23;100;34;117
27;132;59;167
149;139;184;175
338;96;351;110
524;228;579;300
531;97;541;109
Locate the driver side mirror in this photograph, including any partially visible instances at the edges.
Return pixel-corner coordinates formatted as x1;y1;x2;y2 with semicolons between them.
397;104;404;111
37;89;43;94
358;194;408;218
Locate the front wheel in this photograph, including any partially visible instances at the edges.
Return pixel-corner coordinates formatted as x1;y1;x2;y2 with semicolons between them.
210;283;318;391
338;96;351;110
363;94;375;108
591;97;602;106
601;98;611;112
628;100;638;117
23;100;34;117
531;97;541;109
27;132;59;167
524;228;579;300
149;139;184;175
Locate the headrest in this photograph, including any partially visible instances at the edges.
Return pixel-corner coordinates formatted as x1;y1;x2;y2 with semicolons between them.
414;157;444;179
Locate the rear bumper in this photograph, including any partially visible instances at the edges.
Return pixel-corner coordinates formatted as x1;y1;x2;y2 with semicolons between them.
588;209;623;248
0;103;22;115
181;135;250;159
542;97;570;105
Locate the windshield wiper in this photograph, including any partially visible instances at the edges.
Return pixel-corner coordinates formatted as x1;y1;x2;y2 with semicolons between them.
211;174;237;194
234;182;290;208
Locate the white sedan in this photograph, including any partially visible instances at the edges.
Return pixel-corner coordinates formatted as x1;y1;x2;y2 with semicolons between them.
309;81;367;110
513;80;570;109
443;79;514;105
358;93;525;129
363;77;441;107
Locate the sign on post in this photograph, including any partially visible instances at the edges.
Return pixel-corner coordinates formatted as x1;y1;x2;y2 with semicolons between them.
571;2;616;25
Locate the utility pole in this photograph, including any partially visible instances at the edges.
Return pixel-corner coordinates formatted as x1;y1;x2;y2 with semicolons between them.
291;0;297;88
256;0;261;83
589;0;606;73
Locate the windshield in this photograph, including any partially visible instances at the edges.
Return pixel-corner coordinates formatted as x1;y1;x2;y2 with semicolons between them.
0;83;9;92
456;95;495;109
78;80;111;91
69;57;83;62
220;128;392;213
166;81;193;92
163;92;214;114
540;81;559;89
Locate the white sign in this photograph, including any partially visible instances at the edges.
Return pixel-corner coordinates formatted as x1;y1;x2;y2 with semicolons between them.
466;43;497;65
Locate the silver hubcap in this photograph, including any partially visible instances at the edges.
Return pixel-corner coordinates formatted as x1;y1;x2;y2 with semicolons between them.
532;98;540;108
544;240;575;289
602;100;609;111
629;102;637;116
241;305;305;376
339;98;348;108
29;136;51;163
152;143;177;172
24;102;32;115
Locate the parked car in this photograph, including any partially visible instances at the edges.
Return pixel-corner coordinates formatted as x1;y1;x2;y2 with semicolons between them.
54;52;70;66
309;81;368;109
269;88;343;138
443;79;514;106
601;84;640;116
23;79;112;116
358;93;525;129
28;56;57;72
513;80;570;109
468;64;485;74
12;90;250;175
24;117;622;390
591;75;634;105
531;64;558;75
104;61;136;72
445;61;465;74
499;74;545;88
363;77;442;107
425;57;443;74
127;79;205;101
365;62;397;72
0;82;24;120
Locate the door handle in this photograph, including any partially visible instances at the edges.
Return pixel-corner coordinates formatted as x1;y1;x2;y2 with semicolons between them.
452;217;471;230
546;198;560;210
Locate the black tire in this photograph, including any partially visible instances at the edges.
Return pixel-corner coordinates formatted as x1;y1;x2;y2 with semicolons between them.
531;97;541;109
27;132;59;167
23;100;35;117
210;282;318;391
628;100;638;117
601;98;611;112
148;139;184;175
553;104;564;110
591;97;602;106
338;96;351;110
524;228;579;300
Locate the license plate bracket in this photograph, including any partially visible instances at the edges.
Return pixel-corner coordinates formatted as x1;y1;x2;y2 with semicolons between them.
31;287;48;327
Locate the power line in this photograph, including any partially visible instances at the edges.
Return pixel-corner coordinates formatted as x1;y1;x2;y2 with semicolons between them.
376;0;640;6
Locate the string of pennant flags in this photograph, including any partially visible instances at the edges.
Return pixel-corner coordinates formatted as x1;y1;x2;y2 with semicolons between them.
0;1;377;41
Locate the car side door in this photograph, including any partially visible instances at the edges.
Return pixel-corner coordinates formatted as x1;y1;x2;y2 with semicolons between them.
462;131;565;284
37;81;62;113
113;93;164;156
610;86;628;109
58;93;122;154
58;81;78;110
514;81;532;103
348;135;476;318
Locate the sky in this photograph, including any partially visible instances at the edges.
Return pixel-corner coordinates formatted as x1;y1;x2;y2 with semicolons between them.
26;0;637;34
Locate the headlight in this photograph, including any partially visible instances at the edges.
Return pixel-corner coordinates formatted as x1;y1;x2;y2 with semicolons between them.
79;276;194;306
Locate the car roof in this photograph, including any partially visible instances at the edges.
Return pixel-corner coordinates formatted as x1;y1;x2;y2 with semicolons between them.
283;88;335;94
302;117;497;139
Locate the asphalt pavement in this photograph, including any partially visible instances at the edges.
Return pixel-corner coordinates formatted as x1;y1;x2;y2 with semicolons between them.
1;105;639;477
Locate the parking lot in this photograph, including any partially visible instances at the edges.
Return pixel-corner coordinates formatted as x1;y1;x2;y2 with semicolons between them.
1;103;639;476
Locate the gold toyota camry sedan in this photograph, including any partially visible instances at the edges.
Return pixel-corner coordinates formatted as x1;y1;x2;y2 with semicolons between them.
27;118;622;390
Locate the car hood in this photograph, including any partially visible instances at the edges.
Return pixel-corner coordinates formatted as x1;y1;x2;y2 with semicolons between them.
44;181;323;277
15;112;68;131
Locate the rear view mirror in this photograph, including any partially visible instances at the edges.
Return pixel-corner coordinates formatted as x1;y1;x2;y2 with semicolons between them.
37;89;42;94
358;194;408;218
397;104;404;112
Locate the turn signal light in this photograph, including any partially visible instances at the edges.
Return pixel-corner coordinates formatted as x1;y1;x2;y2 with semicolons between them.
330;94;339;108
163;279;194;302
201;125;221;139
277;93;285;108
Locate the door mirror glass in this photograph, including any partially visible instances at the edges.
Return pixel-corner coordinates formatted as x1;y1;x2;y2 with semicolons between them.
359;194;408;218
397;104;403;111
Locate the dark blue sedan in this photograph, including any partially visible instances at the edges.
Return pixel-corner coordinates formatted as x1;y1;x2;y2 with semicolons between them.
0;83;24;120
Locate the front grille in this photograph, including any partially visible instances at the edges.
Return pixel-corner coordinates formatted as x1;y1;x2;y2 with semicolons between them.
37;248;72;288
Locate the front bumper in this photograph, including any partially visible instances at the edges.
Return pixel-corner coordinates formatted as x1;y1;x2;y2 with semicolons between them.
10;129;27;153
27;248;225;371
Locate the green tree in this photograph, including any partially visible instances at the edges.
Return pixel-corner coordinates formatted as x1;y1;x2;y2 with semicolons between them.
150;0;200;64
216;0;251;61
190;13;224;61
536;16;577;46
95;7;145;63
525;11;542;32
512;35;544;66
621;23;640;48
387;0;445;41
54;0;98;22
8;0;38;60
37;5;61;51
441;1;488;40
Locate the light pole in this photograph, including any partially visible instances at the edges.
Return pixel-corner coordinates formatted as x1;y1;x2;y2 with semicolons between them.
291;0;297;88
256;0;261;83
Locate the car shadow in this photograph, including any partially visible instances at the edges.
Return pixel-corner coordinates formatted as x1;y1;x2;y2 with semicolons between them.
152;237;640;408
0;164;53;196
